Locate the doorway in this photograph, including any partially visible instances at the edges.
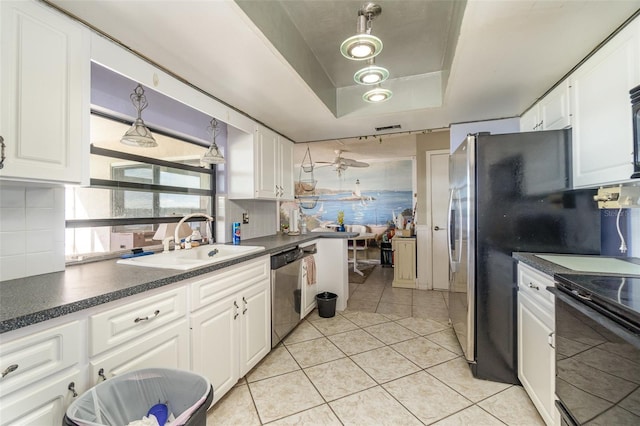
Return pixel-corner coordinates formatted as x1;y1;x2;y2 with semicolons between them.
426;150;450;290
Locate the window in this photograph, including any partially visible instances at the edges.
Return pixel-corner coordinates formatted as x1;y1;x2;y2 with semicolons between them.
66;66;223;262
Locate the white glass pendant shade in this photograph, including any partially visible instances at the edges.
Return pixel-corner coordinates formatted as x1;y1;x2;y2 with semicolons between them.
340;34;383;60
121;84;157;148
354;64;389;85
363;86;392;103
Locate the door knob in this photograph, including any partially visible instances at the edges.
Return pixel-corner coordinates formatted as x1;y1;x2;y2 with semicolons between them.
434;226;446;231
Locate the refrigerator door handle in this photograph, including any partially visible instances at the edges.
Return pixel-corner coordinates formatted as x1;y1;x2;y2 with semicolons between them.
447;188;455;268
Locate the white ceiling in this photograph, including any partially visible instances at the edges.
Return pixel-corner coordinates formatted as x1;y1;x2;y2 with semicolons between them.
48;0;640;146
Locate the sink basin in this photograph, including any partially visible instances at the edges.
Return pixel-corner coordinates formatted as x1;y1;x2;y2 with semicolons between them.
117;244;266;270
535;254;640;275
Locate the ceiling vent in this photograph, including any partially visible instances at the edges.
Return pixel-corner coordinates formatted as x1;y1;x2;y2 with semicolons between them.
375;124;401;132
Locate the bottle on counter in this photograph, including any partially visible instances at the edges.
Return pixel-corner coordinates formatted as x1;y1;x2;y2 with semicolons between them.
232;222;241;245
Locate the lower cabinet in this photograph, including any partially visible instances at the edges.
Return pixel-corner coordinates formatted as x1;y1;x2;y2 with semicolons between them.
517;263;556;426
0;368;83;426
190;257;271;404
0;256;272;423
89;319;190;386
392;237;417;288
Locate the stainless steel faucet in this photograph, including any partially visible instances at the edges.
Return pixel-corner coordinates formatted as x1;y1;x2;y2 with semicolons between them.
174;213;214;250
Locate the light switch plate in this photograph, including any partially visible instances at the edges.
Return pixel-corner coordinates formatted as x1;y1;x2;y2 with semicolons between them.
242;212;249;224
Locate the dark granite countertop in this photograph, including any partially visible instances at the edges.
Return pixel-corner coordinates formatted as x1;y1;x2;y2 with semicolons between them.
0;232;356;334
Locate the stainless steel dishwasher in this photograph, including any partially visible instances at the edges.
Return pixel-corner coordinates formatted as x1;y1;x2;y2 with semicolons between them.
270;244;316;347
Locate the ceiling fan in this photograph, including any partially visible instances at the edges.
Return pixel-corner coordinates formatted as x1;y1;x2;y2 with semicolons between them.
316;150;369;175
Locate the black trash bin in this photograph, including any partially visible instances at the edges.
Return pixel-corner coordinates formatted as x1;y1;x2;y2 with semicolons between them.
316;292;338;318
64;368;212;426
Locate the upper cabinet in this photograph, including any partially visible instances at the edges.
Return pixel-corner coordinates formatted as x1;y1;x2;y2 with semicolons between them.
570;20;640;188
0;1;90;185
520;16;640;188
228;124;294;200
520;81;571;132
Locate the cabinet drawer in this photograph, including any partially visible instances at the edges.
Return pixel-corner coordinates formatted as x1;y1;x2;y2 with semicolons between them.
89;318;189;385
518;263;554;310
190;256;269;311
0;321;80;395
88;287;187;357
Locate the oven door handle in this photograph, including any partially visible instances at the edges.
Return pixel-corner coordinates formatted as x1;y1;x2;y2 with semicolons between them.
551;287;640;345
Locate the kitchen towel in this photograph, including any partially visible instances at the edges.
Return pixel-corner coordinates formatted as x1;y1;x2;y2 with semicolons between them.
303;255;316;286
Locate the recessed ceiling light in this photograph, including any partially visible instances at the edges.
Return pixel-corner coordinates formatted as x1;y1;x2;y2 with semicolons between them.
363;87;393;103
354;64;389;85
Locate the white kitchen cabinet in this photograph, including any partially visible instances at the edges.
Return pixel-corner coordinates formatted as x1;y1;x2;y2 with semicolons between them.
0;320;84;426
0;368;83;426
392;237;417;288
189;257;270;404
520;105;541;132
228;125;294;200
0;0;89;184
88;318;189;385
517;263;556;426
570;20;640;188
521;81;570;132
88;287;187;357
540;81;571;131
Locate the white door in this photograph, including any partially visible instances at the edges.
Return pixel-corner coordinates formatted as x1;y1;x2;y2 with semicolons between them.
426;150;450;290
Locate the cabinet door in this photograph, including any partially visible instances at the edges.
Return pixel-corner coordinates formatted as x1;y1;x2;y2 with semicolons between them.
0;1;89;184
0;368;82;426
240;279;271;376
540;81;571;130
278;136;295;200
518;291;555;426
255;126;278;199
0;321;80;396
392;239;416;288
89;319;189;385
570;22;639;187
191;293;240;405
520;106;540;132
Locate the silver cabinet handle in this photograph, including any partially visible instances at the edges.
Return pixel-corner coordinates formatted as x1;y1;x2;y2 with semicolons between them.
134;310;160;323
548;331;555;349
242;296;248;315
528;282;539;290
98;368;107;381
234;300;239;319
0;136;5;170
68;382;78;397
2;364;18;378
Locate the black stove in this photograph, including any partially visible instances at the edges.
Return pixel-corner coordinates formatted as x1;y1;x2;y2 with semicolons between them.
555;273;640;330
552;273;640;425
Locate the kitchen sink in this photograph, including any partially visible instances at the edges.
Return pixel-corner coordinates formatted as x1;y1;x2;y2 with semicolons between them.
117;244;265;270
535;254;640;275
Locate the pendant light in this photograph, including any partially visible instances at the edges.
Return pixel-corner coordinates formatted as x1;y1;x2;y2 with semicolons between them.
363;85;393;103
354;58;389;85
340;3;383;61
120;84;157;148
201;118;225;165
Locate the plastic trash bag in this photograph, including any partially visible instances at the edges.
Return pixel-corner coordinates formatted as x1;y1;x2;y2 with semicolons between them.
65;368;211;426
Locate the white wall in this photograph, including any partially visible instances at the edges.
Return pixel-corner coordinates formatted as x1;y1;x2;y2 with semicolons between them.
0;185;65;281
450;117;520;152
216;196;277;243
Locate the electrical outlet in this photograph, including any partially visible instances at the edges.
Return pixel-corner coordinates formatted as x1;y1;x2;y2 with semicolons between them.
242;212;249;224
594;185;640;209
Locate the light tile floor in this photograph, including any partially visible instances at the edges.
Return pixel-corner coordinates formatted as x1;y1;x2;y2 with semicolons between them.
207;265;545;425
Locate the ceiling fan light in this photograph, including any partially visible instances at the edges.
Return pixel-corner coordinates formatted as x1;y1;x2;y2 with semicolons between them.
354;65;389;85
363;87;392;103
340;34;382;60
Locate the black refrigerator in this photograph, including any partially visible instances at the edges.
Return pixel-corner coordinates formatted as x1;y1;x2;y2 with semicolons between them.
447;131;601;384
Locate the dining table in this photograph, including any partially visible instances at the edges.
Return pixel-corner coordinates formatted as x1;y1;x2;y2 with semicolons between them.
347;232;376;276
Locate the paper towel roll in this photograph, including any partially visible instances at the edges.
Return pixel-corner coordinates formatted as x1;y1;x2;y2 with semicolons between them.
290;209;299;233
